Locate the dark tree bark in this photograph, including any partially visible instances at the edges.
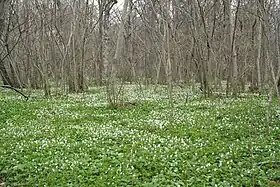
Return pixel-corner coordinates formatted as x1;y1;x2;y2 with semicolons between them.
0;60;12;85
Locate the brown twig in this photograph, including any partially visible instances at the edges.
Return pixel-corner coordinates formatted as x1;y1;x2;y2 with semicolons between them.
0;85;28;100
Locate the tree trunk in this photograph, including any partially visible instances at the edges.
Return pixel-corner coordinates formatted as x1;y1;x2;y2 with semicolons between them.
231;0;240;96
107;0;127;105
0;0;14;86
165;0;173;106
256;0;263;93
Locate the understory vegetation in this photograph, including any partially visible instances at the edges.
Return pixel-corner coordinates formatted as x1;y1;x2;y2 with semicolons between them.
0;86;279;186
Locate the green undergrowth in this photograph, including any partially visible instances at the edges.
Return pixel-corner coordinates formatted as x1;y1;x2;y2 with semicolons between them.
0;87;279;186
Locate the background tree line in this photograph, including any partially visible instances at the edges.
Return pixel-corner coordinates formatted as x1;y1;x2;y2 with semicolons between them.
0;0;280;98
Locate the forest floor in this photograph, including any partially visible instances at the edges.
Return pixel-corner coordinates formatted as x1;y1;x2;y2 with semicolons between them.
0;85;279;186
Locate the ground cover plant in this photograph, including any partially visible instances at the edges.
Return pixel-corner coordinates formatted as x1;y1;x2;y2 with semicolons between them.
0;86;279;186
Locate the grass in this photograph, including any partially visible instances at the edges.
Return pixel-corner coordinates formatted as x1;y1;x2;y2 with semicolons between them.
0;85;279;186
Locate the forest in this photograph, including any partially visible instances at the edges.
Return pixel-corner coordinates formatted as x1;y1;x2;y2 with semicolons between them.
0;0;280;186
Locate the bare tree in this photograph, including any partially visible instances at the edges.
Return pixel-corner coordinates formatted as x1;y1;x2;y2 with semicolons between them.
0;0;21;87
0;0;279;98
